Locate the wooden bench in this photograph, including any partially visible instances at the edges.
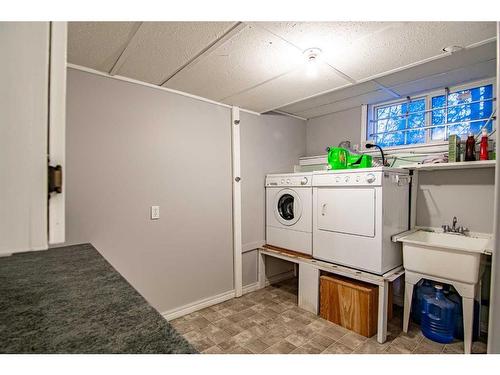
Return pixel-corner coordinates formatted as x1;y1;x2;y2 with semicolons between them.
257;246;404;344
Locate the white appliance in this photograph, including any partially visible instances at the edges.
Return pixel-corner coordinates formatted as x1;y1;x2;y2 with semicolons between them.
266;173;313;255
312;167;410;274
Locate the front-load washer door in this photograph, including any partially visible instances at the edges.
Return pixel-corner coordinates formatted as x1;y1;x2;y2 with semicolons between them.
274;189;302;226
317;188;375;237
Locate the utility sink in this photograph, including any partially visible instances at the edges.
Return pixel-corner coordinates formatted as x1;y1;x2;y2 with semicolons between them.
396;230;493;284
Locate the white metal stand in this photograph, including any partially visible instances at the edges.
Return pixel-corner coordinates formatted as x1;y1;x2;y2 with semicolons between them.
403;270;477;354
258;247;404;343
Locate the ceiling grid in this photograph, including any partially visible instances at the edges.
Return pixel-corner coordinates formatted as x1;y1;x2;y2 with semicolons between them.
67;21;497;119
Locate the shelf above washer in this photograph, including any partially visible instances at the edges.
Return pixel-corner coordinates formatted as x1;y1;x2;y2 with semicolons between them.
400;160;496;171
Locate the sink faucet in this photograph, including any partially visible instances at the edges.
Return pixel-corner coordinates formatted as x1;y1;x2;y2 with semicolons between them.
442;216;469;235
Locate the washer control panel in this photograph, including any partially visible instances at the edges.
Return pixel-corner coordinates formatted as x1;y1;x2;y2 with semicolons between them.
313;171;384;186
266;174;312;187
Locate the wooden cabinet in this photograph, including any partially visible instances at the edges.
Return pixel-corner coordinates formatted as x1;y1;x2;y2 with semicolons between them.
320;274;392;337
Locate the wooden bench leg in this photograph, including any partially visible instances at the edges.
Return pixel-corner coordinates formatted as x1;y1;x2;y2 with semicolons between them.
377;280;389;344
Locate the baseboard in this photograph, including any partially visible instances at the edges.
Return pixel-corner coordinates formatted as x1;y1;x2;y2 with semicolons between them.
161;289;235;321
242;282;260;294
161;271;296;321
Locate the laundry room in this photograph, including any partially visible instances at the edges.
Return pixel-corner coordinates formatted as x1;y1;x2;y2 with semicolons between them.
1;2;500;371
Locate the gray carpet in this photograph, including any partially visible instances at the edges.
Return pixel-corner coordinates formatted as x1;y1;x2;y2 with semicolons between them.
0;243;196;354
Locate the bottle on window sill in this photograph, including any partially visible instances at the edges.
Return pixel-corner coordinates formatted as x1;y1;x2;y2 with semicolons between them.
465;133;476;162
479;129;489;161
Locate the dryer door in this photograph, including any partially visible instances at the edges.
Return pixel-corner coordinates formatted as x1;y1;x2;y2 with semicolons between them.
274;189;302;226
317;187;375;237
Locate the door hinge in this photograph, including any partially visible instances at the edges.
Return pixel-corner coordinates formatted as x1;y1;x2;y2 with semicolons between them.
48;165;63;194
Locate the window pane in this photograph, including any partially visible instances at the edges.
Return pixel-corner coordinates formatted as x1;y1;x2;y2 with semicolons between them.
372;98;426;147
431;84;494;141
375;132;404;147
431;95;446;141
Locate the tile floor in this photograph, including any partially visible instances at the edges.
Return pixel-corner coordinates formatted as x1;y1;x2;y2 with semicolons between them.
170;278;487;354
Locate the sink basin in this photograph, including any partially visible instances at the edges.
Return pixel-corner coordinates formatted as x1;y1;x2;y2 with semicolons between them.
397;230;492;284
398;231;491;254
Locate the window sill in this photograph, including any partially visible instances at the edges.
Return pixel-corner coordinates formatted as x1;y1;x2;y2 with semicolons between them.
363;141;449;155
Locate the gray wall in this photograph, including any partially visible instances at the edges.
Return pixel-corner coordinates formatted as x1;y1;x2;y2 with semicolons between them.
306;107;362;156
65;69;233;313
416;168;495;233
240;112;307;285
65;69;307;313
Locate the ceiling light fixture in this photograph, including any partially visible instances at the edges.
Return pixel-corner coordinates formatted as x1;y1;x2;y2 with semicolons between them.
303;48;322;78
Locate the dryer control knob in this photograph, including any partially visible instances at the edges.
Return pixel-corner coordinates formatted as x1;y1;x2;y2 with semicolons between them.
300;177;308;185
335;177;341;183
281;179;285;184
344;176;350;182
366;173;376;183
286;179;291;184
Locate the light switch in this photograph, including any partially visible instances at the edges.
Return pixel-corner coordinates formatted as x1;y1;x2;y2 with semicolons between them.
151;206;160;220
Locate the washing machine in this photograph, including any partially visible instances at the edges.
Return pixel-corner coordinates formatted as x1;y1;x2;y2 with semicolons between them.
312;167;410;274
265;172;313;255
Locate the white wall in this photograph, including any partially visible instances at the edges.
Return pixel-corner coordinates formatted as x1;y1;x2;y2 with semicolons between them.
240;112;307;285
306;107;362;156
416;169;495;233
0;23;50;254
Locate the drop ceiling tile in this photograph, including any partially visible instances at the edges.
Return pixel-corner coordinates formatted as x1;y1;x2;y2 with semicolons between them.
330;22;496;81
389;59;497;98
68;22;139;72
223;62;351;113
376;41;497;88
258;21;392;76
297;90;395;119
277;80;380;115
165;24;303;101
116;22;236;85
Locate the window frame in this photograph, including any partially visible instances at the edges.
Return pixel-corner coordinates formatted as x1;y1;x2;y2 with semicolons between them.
365;78;496;152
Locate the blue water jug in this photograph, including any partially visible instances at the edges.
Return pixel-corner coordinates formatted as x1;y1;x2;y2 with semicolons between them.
412;279;435;324
421;285;456;344
445;290;480;340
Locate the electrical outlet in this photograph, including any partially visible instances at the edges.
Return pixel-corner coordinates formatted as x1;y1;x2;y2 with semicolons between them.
151;206;160;220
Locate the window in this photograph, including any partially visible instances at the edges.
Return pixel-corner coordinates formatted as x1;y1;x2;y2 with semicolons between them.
367;81;495;148
431;85;494;141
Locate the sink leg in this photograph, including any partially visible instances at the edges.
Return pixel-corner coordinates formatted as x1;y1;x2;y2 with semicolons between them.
403;281;414;333
463;297;474;354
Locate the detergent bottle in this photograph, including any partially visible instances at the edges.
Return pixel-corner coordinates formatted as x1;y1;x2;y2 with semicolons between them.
480;128;489;160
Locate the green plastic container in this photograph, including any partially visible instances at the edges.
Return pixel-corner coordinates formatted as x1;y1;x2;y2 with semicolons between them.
327;147;372;170
327;147;348;169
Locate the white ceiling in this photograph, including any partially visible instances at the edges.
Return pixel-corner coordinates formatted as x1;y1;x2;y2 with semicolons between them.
67;22;497;118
